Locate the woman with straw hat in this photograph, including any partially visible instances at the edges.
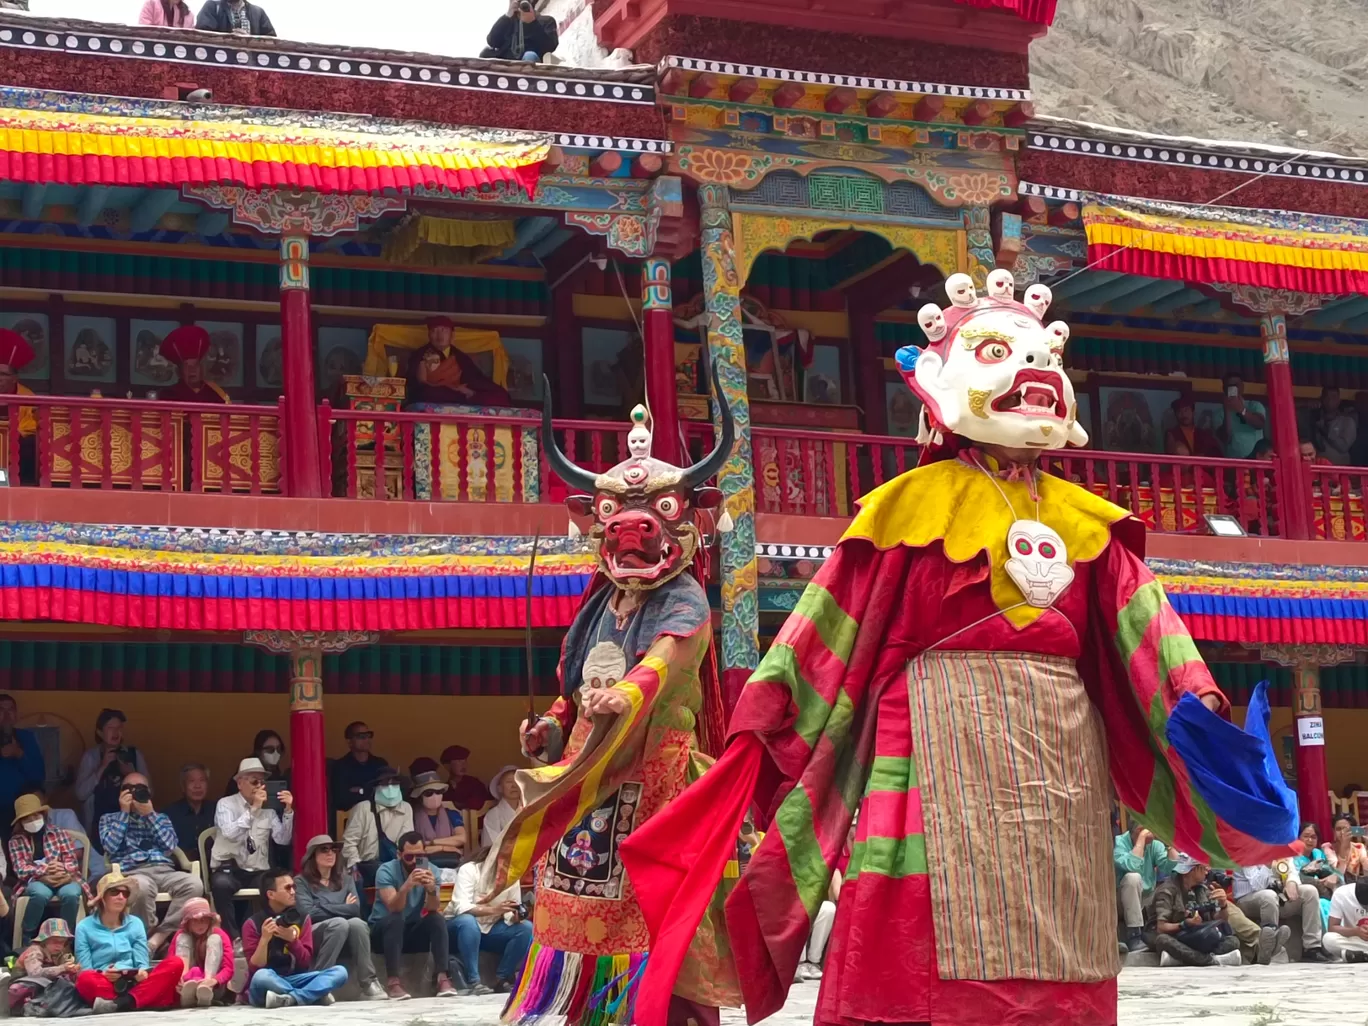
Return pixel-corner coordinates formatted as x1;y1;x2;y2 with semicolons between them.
7;793;89;944
73;870;184;1013
170;898;233;1008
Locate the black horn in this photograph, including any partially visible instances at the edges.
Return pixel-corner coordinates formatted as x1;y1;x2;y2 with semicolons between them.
680;360;734;491
540;374;598;495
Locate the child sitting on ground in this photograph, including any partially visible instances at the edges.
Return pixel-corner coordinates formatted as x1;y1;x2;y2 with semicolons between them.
171;898;235;1007
9;918;79;1012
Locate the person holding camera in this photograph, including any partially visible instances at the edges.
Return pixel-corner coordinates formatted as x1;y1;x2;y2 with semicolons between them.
368;832;458;1000
1147;855;1242;967
74;709;149;848
211;758;294;942
74;870;185;1013
98;772;204;955
446;844;532;995
243;869;348;1008
481;0;558;62
1232;860;1331;962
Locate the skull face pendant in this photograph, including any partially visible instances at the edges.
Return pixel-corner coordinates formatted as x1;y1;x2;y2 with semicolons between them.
1004;519;1074;609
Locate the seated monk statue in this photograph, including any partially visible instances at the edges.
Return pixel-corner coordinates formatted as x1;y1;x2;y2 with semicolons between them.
406;317;511;407
159;325;230;404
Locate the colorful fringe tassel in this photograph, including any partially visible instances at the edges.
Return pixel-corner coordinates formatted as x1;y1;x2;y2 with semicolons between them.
504;942;647;1026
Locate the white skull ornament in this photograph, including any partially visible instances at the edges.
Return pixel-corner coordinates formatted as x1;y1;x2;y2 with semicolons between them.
985;269;1015;299
892;277;1087;451
1004;520;1075;608
626;404;653;458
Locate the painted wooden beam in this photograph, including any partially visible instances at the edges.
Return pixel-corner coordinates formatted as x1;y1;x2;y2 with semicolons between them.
75;186;112;228
1049;269;1126;298
1148;288;1209;315
1305;296;1368;329
1062;275;1159;310
20;184;48;220
130;188;179;233
1106;278;1188;313
195;209;232;238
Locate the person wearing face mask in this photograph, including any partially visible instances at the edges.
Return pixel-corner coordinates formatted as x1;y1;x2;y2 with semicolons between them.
411;773;465;868
8;794;91;944
224;731;290;796
341;766;413;892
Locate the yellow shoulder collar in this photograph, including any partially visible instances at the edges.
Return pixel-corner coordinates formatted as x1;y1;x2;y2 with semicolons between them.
208;381;231;403
846;458;1133;628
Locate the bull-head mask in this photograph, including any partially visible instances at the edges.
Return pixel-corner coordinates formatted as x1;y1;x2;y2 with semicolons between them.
542;368;734;591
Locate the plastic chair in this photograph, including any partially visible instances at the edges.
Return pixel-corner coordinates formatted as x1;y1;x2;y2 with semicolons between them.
197;828;260;913
11;830;92;951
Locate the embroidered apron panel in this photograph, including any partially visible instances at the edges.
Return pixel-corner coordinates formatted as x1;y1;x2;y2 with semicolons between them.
907;650;1118;983
544;781;643;901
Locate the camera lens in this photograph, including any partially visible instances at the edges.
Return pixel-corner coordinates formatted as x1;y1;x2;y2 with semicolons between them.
518;1;532;11
131;784;151;803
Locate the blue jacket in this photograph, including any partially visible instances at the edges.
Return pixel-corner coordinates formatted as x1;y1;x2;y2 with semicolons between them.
76;913;150;971
0;727;45;826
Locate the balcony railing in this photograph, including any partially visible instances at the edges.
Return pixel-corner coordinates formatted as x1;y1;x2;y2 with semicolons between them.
2;394;282;493
1309;465;1368;542
0;396;1295;540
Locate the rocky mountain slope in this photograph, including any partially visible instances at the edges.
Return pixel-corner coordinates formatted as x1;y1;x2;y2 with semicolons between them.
1031;0;1368;156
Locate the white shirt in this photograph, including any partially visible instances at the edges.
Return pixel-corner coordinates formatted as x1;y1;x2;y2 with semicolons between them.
212;794;293;871
1330;883;1368;928
446;860;519;934
480;800;517;848
1232;865;1277;900
341;801;414;868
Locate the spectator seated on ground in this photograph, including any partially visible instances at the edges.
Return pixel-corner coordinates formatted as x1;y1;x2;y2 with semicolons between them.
480;765;522;848
446;844;533;995
368;832;458;1001
165;763;215;858
1324;814;1368;881
481;0;558;61
412;772;465;867
8;918;79;1014
170;897;233;1008
243;868;348;1008
342;764;413;888
1114;823;1175;953
9;793;90;945
0;693;45;832
1146;855;1242;967
75;870;185;1013
330;722;387;816
1324;880;1368;962
1233;859;1331;962
1204;869;1279;966
74;708;149;847
211;757;294;941
1294;821;1339;929
99;771;204;953
295;834;385;1001
441;745;489;811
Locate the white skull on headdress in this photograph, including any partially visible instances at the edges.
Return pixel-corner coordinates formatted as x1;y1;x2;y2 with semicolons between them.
1004;520;1075;608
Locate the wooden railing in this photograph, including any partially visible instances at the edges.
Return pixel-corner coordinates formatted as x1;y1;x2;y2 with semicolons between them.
1309;465;1368;542
1;394;282;493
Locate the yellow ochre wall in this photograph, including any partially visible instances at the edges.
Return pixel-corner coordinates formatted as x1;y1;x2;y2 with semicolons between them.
1236;705;1368;797
23;692;532;807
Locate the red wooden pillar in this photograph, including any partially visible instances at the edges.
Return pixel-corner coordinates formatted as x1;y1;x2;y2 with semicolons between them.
1261;312;1311;539
287;642;327;867
1292;660;1330;839
641;258;681;463
851;310;887;435
280;235;322;498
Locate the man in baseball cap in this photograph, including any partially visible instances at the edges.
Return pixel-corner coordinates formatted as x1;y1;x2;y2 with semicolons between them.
1150;853;1242;967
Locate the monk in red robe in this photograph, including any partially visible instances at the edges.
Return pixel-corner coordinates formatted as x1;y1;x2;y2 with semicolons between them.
0;329;38;483
159;325;230;404
406;316;511;406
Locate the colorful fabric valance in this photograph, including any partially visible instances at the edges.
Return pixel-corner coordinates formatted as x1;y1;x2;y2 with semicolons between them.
1154;558;1368;645
380;215;517;266
0;523;594;631
1083;195;1368;296
0;90;547;197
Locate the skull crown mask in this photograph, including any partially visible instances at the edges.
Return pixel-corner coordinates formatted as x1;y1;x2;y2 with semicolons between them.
894;272;1087;452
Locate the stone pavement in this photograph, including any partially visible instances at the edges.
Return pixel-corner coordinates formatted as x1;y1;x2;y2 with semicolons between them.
43;966;1366;1026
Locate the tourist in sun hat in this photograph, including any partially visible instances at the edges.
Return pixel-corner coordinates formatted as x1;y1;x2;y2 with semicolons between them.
296;835;385;1001
412;772;464;868
9;917;79;1013
75;869;186;1012
480;765;522;847
170;896;233;1007
210;757;293;941
8;792;89;944
341;764;412;889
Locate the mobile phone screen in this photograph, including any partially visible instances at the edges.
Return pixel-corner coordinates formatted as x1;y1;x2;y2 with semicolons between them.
265;780;287;813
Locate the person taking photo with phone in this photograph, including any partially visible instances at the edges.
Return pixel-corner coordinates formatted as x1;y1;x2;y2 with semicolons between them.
210;758;293;944
98;773;204;955
368;832;458;1000
481;0;558;62
1216;375;1268;460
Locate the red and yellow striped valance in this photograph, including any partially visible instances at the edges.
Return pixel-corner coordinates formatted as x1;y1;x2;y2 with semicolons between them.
1083;196;1368;296
0;106;548;197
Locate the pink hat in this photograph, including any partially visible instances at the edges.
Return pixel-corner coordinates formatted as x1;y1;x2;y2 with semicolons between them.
179;897;217;927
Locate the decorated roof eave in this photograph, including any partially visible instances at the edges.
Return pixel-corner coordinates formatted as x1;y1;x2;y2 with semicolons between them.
1026;116;1368;188
0;15;657;105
